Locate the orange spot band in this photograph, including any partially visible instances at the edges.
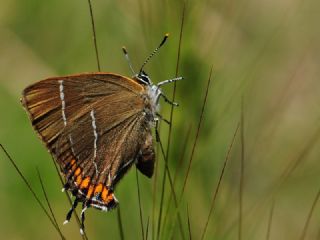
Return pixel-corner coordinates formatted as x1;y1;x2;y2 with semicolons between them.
86;185;94;199
74;167;81;176
94;183;103;195
101;187;109;202
80;177;90;189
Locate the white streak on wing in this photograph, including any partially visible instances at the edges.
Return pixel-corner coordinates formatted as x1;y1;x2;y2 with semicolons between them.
90;109;99;174
112;158;135;181
58;80;76;155
58;80;67;126
69;135;76;156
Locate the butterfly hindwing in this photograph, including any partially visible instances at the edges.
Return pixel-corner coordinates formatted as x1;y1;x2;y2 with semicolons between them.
56;102;148;185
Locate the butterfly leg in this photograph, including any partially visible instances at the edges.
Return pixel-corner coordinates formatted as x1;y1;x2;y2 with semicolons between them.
64;198;79;225
160;93;179;106
62;182;70;192
155;120;160;143
156;113;171;125
80;202;88;235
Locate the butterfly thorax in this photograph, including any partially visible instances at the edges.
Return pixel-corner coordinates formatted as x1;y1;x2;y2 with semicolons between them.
147;84;161;112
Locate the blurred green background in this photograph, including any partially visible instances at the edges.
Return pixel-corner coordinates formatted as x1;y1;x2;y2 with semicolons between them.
1;0;320;239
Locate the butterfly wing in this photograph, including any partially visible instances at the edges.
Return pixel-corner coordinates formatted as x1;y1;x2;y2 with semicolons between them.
22;73;144;152
22;73;155;210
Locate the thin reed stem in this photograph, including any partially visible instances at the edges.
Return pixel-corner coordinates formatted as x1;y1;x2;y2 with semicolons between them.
157;2;186;239
200;122;240;240
87;0;101;71
180;66;213;200
157;166;166;240
238;97;245;240
136;169;145;240
117;207;125;240
36;168;65;239
299;188;320;240
219;123;320;240
157;136;185;240
153;123;161;240
50;158;88;240
0;144;64;238
187;205;192;240
169;66;213;239
146;217;150;240
162;125;192;230
266;200;275;240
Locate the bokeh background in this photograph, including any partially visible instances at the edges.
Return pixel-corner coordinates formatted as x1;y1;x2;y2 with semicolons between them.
1;0;320;239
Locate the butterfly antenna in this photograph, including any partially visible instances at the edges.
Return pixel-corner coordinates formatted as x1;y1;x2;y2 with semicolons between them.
140;33;169;73
157;77;183;87
122;46;136;75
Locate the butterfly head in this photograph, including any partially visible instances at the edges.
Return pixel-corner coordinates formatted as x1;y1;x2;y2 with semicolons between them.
135;70;152;85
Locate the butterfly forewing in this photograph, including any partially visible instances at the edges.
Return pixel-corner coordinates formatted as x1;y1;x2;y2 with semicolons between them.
22;73;154;209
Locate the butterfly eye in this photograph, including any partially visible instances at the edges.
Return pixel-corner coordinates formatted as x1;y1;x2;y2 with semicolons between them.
137;71;151;85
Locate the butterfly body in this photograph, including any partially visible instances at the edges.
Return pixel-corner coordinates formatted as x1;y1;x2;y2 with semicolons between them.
22;72;158;211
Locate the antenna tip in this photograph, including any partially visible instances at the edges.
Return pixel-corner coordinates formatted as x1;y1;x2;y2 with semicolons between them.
122;46;127;54
160;34;169;47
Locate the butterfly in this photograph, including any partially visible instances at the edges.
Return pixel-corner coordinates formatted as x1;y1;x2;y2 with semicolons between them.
21;34;182;234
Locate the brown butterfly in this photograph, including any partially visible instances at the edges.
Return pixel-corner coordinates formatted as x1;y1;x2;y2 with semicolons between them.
21;34;182;234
